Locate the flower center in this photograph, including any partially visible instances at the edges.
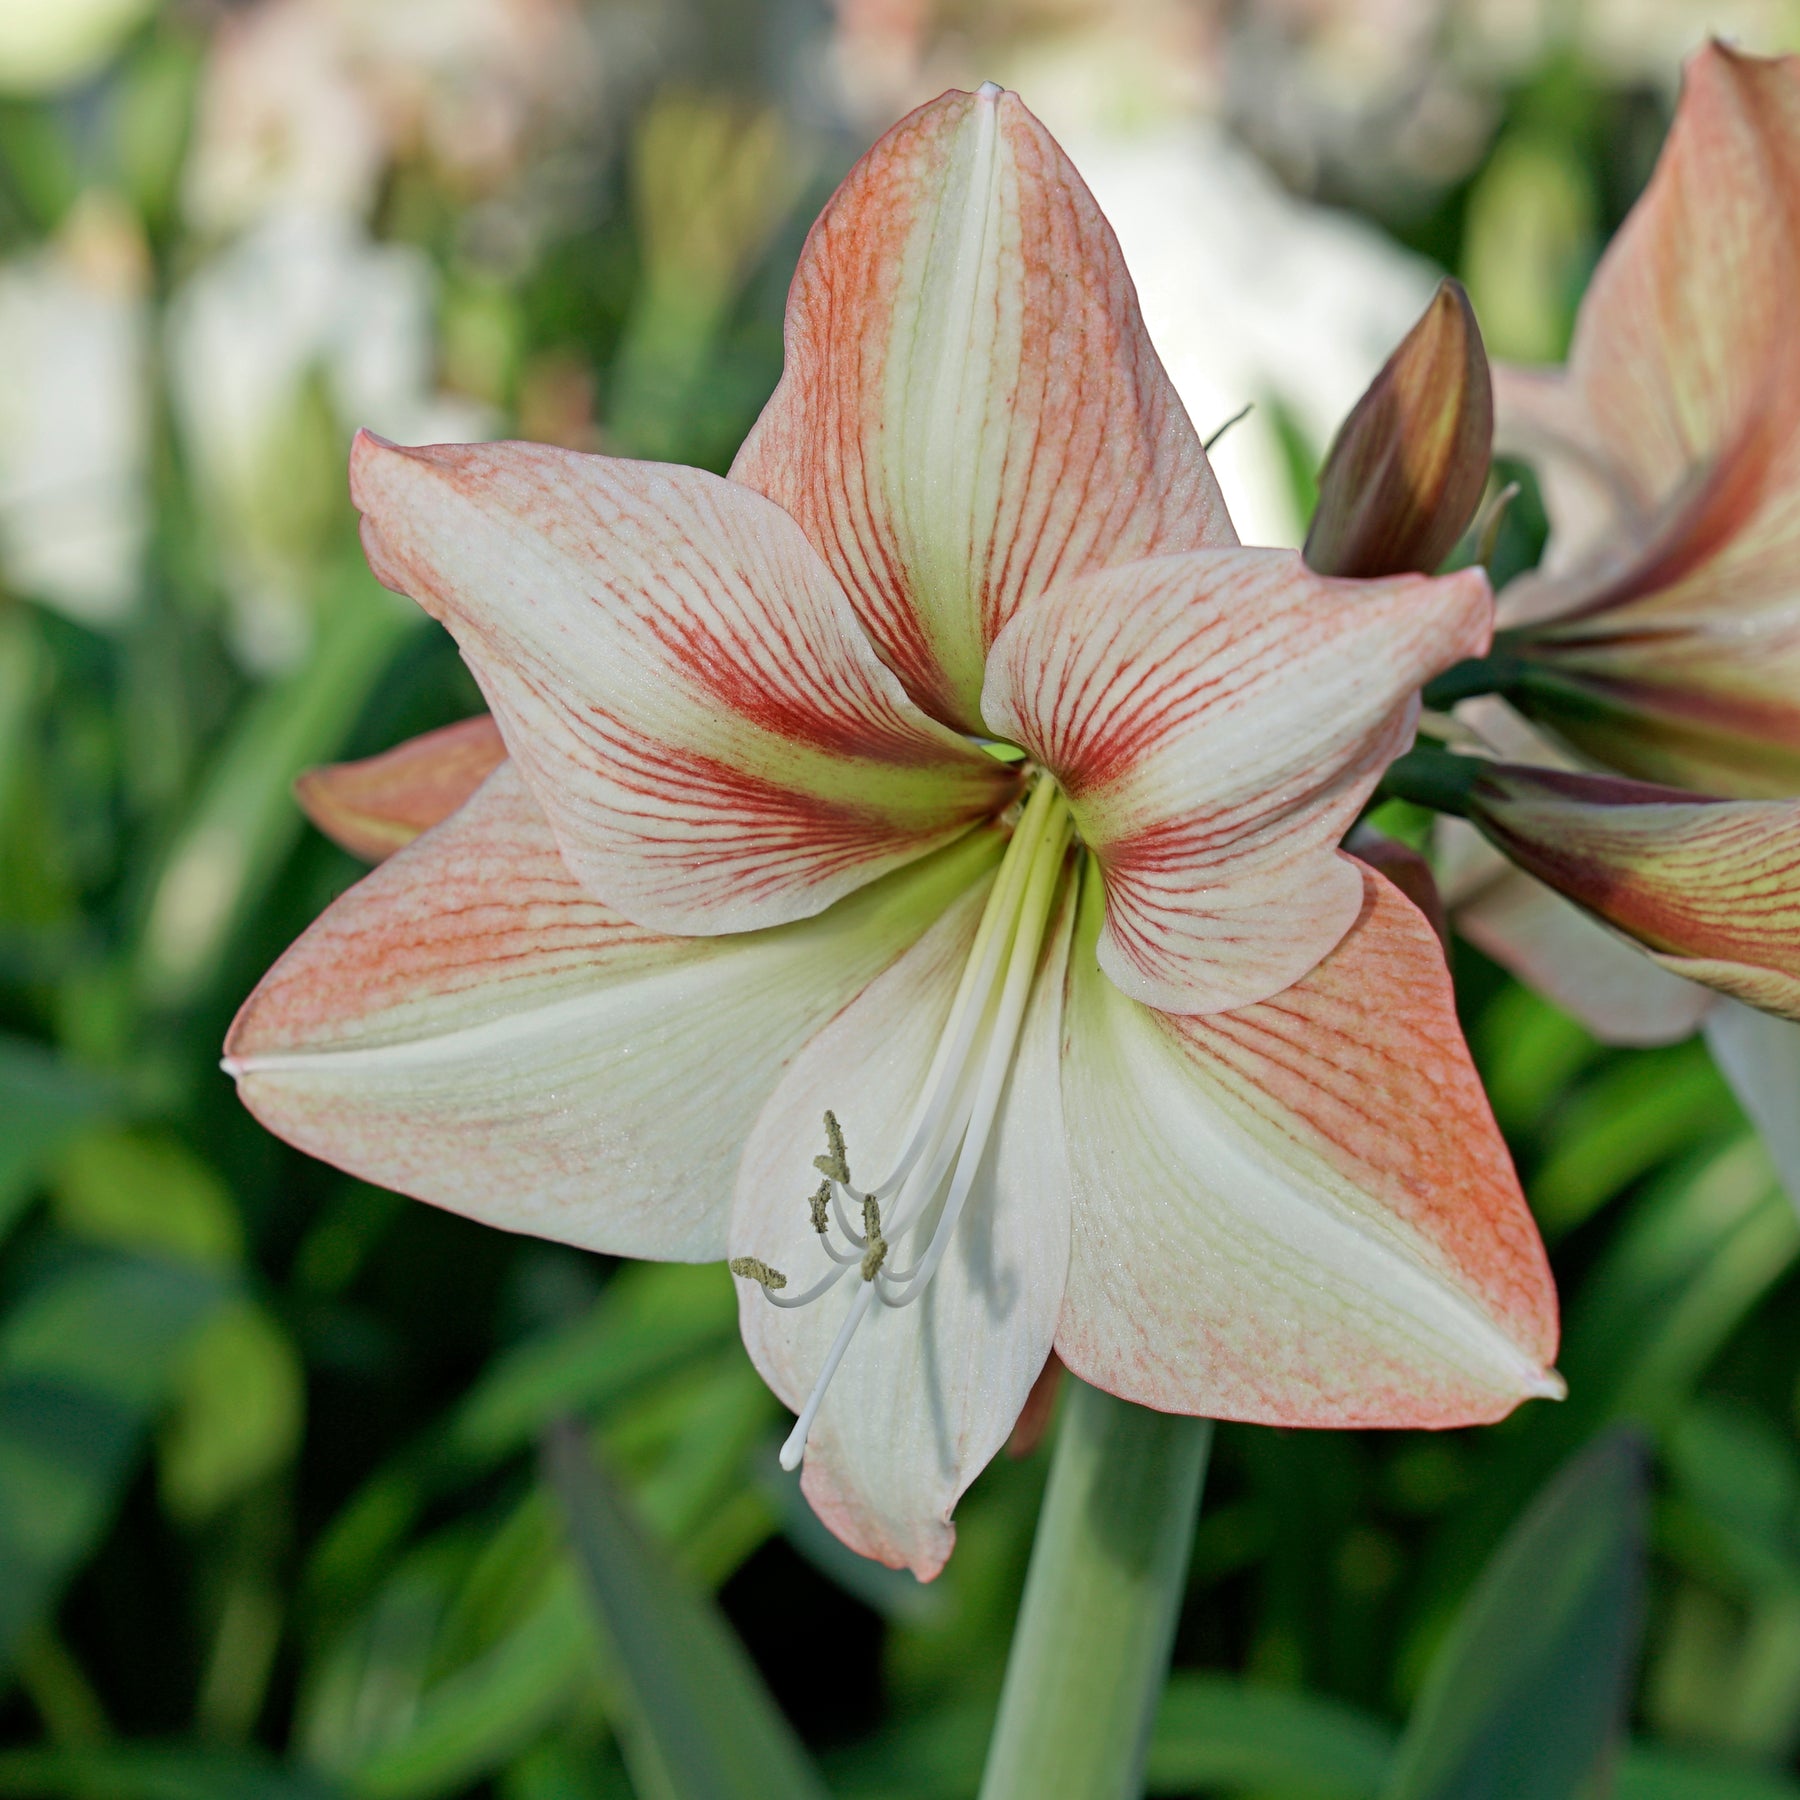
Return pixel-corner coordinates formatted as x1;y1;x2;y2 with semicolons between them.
731;773;1076;1471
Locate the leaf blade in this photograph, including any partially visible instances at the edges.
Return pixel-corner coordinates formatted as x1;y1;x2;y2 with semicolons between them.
542;1419;830;1800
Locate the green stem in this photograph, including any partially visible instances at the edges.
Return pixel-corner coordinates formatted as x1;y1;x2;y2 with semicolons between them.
1376;746;1484;817
1420;651;1529;711
979;1380;1213;1800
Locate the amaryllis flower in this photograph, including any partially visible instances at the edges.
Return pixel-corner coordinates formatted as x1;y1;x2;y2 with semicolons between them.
1491;43;1800;798
226;85;1560;1577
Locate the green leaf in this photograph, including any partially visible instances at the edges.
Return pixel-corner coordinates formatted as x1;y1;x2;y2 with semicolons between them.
1616;1748;1800;1800
346;1580;593;1800
134;569;418;1008
833;1679;1396;1800
1148;1674;1397;1797
157;1297;305;1523
450;1265;737;1464
0;1744;346;1799
1561;1139;1799;1433
1383;1429;1649;1800
756;1451;943;1625
306;1263;737;1618
53;1128;242;1268
0;1039;119;1242
543;1419;831;1800
0;1246;223;1670
1531;1042;1739;1238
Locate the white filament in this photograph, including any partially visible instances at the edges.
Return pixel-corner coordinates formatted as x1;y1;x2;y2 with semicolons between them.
770;777;1074;1472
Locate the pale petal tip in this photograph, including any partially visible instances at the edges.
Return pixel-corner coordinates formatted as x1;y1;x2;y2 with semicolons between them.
219;1054;244;1080
347;427;405;501
975;79;1004;100
1530;1366;1568;1402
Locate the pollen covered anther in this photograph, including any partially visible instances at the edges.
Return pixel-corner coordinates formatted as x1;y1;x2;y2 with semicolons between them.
859;1193;888;1281
808;1181;832;1234
813;1110;851;1185
729;1256;788;1291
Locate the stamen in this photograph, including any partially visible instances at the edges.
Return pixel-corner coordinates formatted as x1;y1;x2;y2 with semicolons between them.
812;1110;851;1186
860;1194;887;1281
779;1282;877;1470
728;1256;787;1291
752;775;1077;1474
880;788;1068;1306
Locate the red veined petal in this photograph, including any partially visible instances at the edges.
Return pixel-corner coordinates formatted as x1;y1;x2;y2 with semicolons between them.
1055;861;1560;1427
732;84;1232;733
351;432;1015;934
982;548;1491;1012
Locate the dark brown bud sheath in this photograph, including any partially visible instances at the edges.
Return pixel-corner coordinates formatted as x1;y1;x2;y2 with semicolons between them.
1304;279;1494;579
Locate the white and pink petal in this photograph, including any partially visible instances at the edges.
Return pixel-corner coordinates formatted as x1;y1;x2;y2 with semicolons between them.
226;762;1004;1261
1054;861;1561;1427
350;433;1014;936
1444;827;1714;1048
981;549;1492;1013
295;713;507;863
1464;764;1800;1021
731;84;1232;733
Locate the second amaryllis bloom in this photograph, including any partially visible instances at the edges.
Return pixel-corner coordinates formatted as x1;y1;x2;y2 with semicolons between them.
226;83;1560;1578
1488;42;1800;799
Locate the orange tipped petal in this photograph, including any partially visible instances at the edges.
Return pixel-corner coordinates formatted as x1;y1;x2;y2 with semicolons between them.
226;762;1005;1260
1055;862;1561;1427
295;715;507;863
1466;762;1800;1021
350;433;1014;935
1494;46;1800;796
1443;825;1713;1047
1305;279;1493;580
981;549;1492;1013
731;84;1233;734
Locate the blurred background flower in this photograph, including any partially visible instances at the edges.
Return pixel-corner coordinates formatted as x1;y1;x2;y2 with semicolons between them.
7;2;1800;1795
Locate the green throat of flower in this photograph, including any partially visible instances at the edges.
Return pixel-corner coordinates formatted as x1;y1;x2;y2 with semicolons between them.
731;773;1077;1471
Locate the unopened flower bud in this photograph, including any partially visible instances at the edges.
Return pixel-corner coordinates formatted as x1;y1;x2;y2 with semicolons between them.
1305;279;1493;580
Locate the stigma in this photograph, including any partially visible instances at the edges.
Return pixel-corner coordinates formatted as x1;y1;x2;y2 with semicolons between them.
730;774;1076;1472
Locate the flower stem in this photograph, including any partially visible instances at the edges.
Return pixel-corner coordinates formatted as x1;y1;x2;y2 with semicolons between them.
1420;650;1529;711
978;1380;1213;1800
1376;745;1483;817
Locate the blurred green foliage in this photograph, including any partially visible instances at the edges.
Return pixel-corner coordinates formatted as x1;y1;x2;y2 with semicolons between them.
2;4;1800;1797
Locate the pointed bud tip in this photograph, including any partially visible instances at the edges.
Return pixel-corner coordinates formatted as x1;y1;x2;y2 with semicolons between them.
1305;277;1495;579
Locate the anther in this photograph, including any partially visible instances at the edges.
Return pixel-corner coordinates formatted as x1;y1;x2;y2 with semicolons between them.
858;1192;887;1280
808;1181;831;1235
729;1256;788;1291
812;1111;851;1185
